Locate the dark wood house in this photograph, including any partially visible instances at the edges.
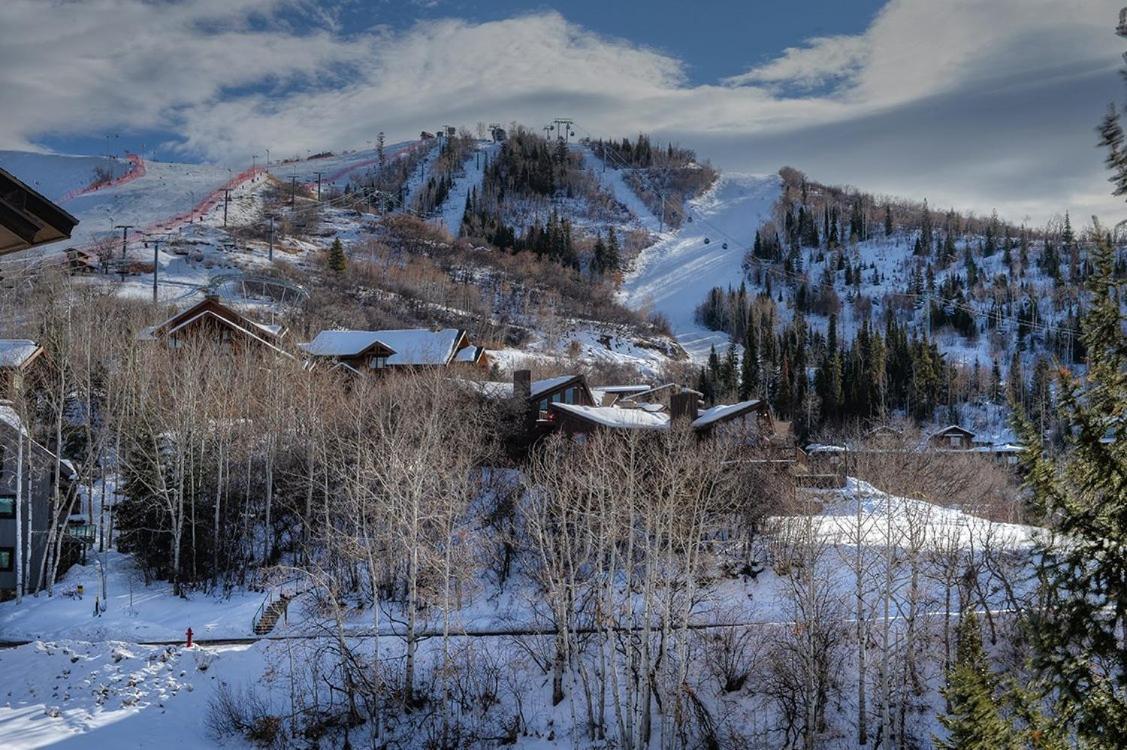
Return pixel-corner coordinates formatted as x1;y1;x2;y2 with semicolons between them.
141;295;290;356
300;328;488;372
0;402;78;599
928;425;976;451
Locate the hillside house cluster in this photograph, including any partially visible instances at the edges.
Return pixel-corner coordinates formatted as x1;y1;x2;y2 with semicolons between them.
806;423;1027;470
138;296;490;374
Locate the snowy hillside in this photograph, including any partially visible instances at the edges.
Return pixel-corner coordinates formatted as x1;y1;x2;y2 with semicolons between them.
621;173;781;361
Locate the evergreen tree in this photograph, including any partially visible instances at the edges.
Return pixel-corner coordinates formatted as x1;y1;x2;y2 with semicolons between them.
327;236;347;274
1020;236;1127;747
739;322;760;400
936;610;1020;750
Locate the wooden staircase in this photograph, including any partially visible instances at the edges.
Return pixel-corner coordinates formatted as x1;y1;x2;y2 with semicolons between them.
252;592;293;635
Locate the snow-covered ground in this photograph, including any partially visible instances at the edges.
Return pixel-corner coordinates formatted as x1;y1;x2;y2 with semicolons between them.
0;551;265;644
620;173;781;362
0;474;1038;748
0;638;265;748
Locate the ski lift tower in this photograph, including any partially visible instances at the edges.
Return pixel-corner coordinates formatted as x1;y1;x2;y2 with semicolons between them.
552;118;575;145
1119;7;1127;37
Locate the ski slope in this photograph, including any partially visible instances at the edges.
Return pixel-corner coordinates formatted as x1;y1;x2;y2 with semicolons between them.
438;142;498;235
621;173;781;362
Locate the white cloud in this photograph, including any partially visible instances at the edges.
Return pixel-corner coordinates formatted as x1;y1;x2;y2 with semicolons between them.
0;0;1123;223
723;35;869;91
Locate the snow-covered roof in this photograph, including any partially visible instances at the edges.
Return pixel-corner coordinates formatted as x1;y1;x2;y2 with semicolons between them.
529;375;579;399
692;400;764;429
454;345;485;363
0;403;29;437
974;443;1025;454
378;328;463;366
805;443;847;453
301;328;467;366
930;424;975;438
299;330;393;358
550;402;670;430
463;374;585;401
598;384;651;394
0;340;41;369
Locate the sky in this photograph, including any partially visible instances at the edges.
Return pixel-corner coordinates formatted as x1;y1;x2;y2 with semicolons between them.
1;0;1124;225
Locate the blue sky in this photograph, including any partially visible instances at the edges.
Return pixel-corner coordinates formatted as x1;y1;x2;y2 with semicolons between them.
0;0;1123;223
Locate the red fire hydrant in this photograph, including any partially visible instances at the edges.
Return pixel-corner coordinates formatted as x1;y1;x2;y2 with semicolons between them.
186;627;194;648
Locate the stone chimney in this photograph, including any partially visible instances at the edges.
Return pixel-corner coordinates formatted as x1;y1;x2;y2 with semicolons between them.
670;391;698;424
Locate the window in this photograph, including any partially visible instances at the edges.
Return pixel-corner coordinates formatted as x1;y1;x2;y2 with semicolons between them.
0;495;13;518
948;435;961;447
0;547;12;572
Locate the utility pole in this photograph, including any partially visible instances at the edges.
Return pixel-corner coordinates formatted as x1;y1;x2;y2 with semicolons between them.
314;172;323;202
290;175;297;206
223;189;231;227
149;234;167;302
268;214;274;261
252;154;257;176
114;225;134;282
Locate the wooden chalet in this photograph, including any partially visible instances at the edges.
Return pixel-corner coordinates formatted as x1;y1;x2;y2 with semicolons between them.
140;295;290;356
299;328;488;372
928;424;976;450
0;340;44;395
0;167;79;257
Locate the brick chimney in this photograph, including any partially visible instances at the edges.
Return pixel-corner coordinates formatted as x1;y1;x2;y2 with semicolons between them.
670;391;698;424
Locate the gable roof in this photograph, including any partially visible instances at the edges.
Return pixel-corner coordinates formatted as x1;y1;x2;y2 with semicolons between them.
550;402;671;430
148;296;284;342
692;400;767;430
301;328;467;367
299;330;397;358
930;424;976;439
0;339;43;370
376;328;464;366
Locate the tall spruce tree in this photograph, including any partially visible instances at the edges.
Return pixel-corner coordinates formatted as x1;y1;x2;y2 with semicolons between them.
936;610;1020;750
1020;235;1127;747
